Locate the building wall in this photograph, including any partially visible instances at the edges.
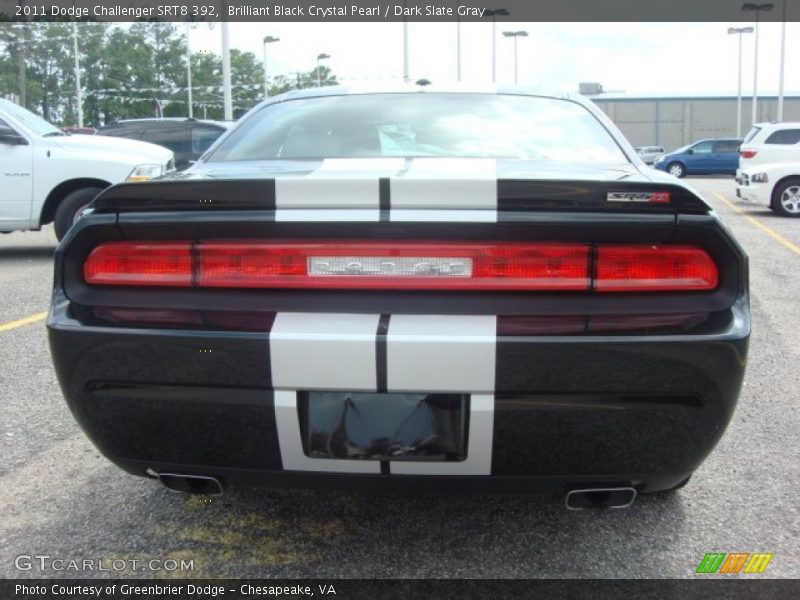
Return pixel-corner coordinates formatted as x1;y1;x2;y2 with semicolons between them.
593;97;800;151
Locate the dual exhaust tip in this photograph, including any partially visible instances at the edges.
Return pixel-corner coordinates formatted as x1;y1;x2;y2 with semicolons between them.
565;487;637;510
155;473;637;509
158;473;224;496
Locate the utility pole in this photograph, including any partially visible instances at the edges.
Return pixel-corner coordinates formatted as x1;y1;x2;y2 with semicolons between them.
777;0;787;121
403;0;409;82
455;2;462;82
73;22;83;127
742;3;774;126
727;27;753;138
221;22;232;120
185;23;193;118
16;3;26;107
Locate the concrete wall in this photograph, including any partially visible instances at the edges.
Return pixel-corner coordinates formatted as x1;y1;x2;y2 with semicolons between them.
592;96;800;151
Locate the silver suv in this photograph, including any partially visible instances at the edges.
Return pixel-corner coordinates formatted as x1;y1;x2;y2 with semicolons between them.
635;146;665;165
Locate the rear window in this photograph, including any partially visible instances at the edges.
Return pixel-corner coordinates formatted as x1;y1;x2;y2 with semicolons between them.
191;125;225;154
743;126;762;144
764;129;800;145
208;93;628;164
142;123;189;154
98;123;145;139
713;140;740;153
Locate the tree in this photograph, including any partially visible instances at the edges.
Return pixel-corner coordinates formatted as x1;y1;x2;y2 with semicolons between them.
0;22;341;127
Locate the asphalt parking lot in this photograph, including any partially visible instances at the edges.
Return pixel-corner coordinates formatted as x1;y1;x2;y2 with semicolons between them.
0;177;798;579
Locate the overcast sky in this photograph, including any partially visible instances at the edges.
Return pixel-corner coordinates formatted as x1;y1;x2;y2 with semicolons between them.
185;21;799;96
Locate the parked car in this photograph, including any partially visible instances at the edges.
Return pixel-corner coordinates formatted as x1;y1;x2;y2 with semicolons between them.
635;146;665;165
97;118;229;171
48;85;749;507
738;122;800;176
736;161;800;217
61;126;97;135
654;138;741;177
0;99;174;240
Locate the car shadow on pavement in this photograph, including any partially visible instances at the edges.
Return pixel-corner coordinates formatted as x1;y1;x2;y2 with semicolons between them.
131;484;688;578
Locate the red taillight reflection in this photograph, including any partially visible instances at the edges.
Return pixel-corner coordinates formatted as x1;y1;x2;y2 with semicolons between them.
83;242;192;287
740;150;757;159
595;245;718;292
83;240;718;293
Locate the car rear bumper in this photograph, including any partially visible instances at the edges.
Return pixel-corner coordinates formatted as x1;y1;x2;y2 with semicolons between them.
48;294;749;494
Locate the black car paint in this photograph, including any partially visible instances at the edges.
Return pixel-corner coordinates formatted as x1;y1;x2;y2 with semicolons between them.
47;166;750;495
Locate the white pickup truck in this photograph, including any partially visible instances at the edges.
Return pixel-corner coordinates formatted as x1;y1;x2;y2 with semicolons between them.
0;99;174;240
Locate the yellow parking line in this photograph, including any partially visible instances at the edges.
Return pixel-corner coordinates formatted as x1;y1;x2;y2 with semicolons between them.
712;192;800;256
0;311;48;333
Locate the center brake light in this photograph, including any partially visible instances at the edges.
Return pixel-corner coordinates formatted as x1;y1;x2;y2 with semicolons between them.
83;240;718;292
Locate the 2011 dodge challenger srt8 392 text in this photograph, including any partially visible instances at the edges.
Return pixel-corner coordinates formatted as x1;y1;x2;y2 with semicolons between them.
48;86;749;509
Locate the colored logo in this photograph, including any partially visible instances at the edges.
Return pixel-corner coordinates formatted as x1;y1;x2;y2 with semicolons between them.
696;552;773;574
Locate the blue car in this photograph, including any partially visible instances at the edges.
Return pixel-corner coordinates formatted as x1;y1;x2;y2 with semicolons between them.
654;138;741;178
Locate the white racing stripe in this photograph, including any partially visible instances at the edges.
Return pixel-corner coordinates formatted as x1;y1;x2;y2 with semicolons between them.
270;312;497;476
274;158;406;221
386;315;497;393
390;158;498;216
270;313;380;391
385;314;496;476
275;177;380;211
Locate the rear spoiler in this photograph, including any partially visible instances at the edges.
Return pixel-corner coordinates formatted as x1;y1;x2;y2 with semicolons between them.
92;178;711;215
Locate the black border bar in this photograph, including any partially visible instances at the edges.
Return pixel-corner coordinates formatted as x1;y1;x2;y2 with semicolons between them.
3;579;798;599
2;0;799;22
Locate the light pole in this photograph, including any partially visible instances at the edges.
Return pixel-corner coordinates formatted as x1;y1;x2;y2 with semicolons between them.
403;17;409;82
316;53;330;88
777;0;787;121
263;35;280;97
742;3;774;126
503;30;528;84
72;22;83;127
221;22;232;120
455;2;462;82
728;26;754;137
184;23;198;118
484;9;509;84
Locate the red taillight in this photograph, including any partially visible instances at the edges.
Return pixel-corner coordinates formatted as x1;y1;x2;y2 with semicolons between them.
83;242;192;287
197;241;589;290
84;241;590;291
83;240;718;293
595;245;718;292
740;150;757;159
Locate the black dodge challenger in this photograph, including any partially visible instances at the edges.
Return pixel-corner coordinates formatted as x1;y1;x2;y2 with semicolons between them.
48;86;749;508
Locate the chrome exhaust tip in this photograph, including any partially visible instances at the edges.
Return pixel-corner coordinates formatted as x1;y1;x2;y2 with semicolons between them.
565;487;637;510
158;473;223;496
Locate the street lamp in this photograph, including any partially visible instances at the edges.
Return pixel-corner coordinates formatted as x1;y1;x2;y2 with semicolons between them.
503;30;528;84
777;0;787;121
455;2;462;82
484;9;509;83
72;22;83;127
728;26;754;137
263;35;280;97
316;53;330;88
742;3;774;126
184;23;199;119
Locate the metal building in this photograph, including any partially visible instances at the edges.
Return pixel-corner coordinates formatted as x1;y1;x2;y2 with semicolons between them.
588;93;800;152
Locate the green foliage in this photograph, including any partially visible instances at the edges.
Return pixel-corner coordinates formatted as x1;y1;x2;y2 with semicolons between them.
0;22;338;127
